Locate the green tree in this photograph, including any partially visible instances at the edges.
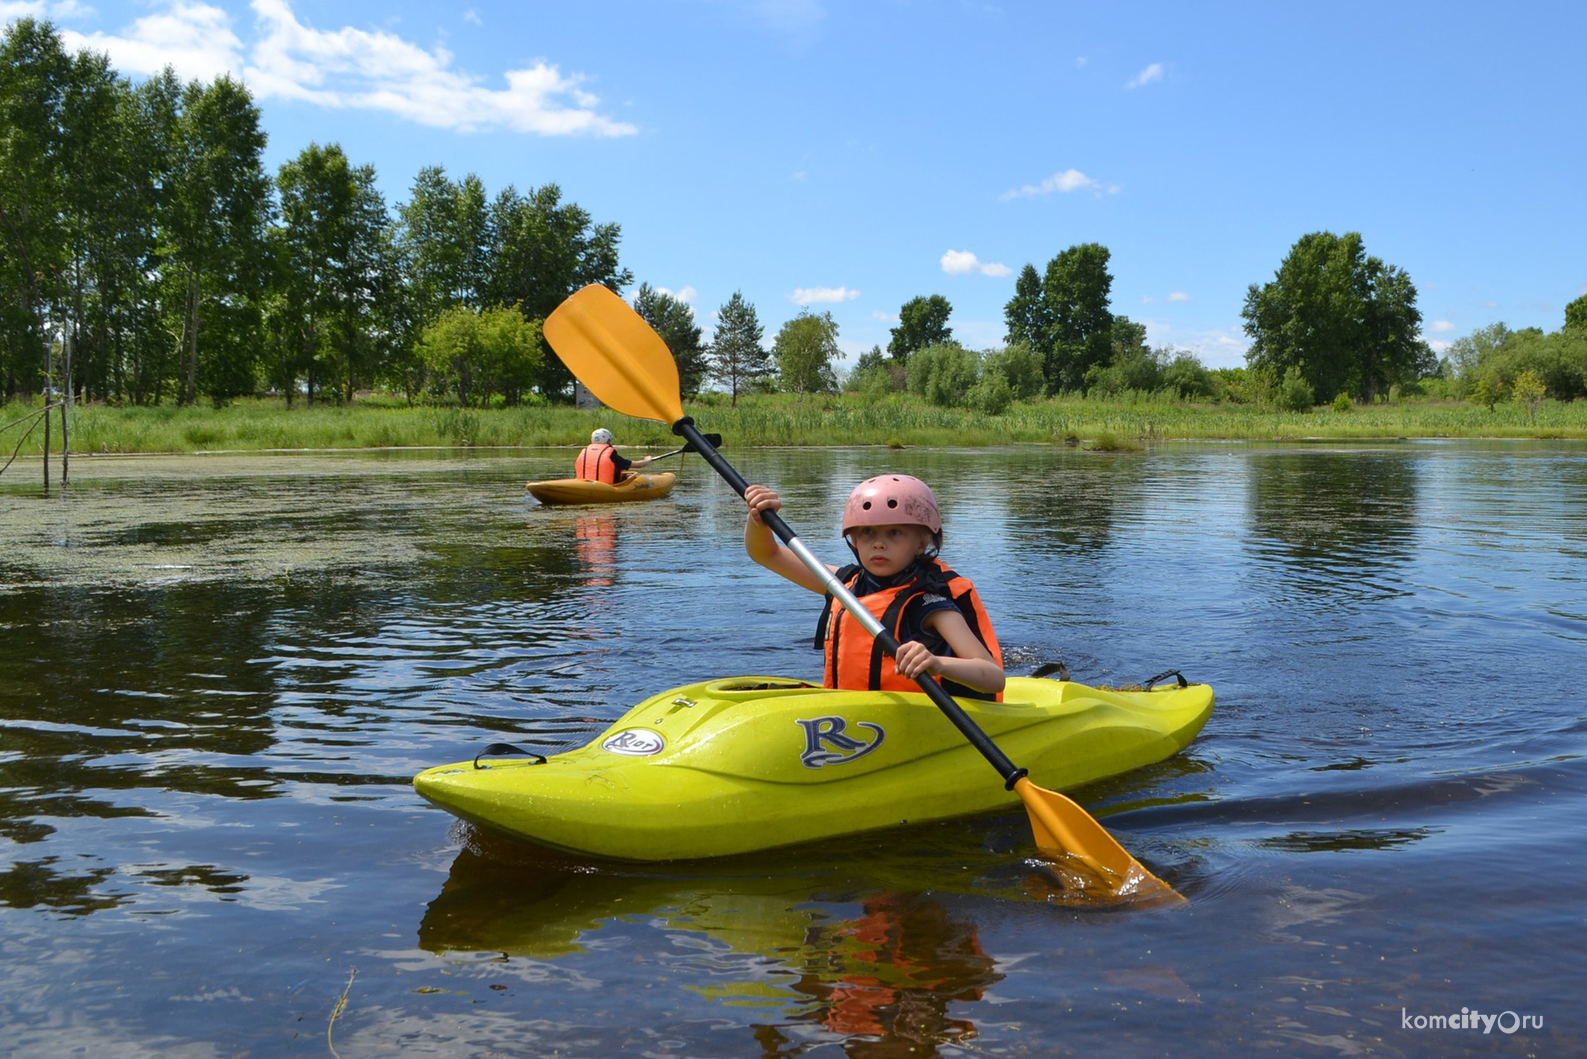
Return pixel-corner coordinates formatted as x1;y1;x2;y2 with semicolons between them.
116;69;184;403
1511;369;1546;422
417;304;543;406
54;45;133;405
772;310;839;399
1470;372;1502;410
964;370;1013;415
906;341;980;407
980;342;1044;400
1478;326;1587;402
486;182;632;398
1243;231;1430;404
1041;243;1115;392
1566;293;1587;333
1160;351;1214;398
1002;264;1050;371
1441;322;1511;391
888;294;952;361
163;74;273;404
846;345;895;397
707;290;769;404
1276;365;1315;411
396;166;489;331
0;18;72;400
632;283;706;397
275;143;394;405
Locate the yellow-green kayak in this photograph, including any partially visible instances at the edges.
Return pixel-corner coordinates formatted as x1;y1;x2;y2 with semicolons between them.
526;471;676;505
413;674;1213;861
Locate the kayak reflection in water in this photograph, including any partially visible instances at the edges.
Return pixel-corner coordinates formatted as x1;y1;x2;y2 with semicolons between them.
576;426;659;483
743;474;1005;699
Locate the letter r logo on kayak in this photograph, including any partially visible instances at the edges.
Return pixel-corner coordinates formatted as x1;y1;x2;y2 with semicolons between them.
797;716;885;768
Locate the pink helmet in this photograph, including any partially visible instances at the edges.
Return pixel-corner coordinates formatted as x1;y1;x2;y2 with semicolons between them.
842;475;942;537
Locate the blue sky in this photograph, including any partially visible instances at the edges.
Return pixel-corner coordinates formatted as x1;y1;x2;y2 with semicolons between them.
14;0;1584;369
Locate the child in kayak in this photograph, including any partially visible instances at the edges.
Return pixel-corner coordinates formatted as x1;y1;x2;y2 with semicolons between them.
744;475;1005;700
576;427;660;483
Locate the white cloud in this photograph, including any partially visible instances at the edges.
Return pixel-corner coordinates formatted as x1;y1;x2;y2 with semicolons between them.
61;0;636;136
790;286;859;305
1168;291;1191;302
462;9;483;27
1001;168;1120;200
63;2;244;82
1428;319;1456;333
1126;62;1164;89
941;249;1011;277
872;310;898;323
1425;338;1452;354
654;284;697;307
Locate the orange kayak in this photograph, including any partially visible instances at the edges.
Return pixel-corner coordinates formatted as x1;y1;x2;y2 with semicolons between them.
526;472;677;505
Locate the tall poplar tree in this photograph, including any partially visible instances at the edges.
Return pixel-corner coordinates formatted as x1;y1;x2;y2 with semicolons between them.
1042;243;1115;392
0;18;71;399
1003;247;1115;394
1003;263;1050;356
275;143;394;404
164;74;272;403
487;182;631;397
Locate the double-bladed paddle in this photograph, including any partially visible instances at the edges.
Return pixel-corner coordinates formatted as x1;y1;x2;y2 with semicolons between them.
544;283;1182;903
648;433;721;462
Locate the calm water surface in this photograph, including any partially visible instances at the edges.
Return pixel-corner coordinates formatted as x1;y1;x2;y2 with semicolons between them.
1;442;1584;1058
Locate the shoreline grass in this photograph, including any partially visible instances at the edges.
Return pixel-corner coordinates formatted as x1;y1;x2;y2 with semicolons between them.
4;391;1585;458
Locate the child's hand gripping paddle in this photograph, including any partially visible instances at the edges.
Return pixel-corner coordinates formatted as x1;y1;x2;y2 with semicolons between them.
544;283;1183;903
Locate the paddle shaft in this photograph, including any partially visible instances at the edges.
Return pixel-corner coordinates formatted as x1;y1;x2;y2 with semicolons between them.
672;417;1026;788
648;432;722;461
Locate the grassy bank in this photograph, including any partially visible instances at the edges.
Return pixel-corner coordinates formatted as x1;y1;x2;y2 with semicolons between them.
4;391;1585;458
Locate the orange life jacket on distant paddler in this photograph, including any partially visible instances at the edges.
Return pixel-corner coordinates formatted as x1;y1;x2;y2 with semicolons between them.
575;443;620;484
815;558;1003;701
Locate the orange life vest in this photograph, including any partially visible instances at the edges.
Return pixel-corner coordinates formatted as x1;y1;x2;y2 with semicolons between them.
816;558;1003;701
575;443;620;484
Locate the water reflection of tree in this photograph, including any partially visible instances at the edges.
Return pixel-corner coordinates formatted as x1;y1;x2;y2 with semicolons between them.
0;530;587;912
1245;451;1419;598
1003;457;1147;555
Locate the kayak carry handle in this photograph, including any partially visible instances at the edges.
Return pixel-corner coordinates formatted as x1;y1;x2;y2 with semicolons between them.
1143;670;1189;689
473;743;548;769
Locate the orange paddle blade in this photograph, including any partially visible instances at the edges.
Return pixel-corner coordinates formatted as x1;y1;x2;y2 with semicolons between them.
543;284;684;425
1013;777;1185;904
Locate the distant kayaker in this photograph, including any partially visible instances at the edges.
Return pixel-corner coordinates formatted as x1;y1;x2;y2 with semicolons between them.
575;427;660;484
744;474;1006;700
